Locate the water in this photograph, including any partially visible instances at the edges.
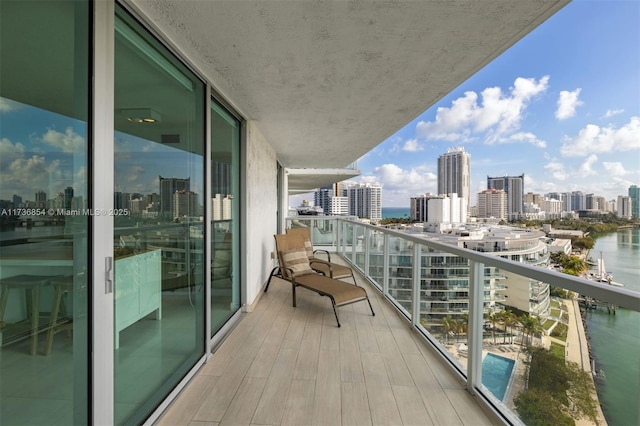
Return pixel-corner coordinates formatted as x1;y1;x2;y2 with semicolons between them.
381;207;410;219
482;353;515;401
585;228;640;426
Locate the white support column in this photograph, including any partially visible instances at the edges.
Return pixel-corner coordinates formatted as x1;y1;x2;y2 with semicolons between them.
92;1;115;424
280;168;289;233
467;260;485;394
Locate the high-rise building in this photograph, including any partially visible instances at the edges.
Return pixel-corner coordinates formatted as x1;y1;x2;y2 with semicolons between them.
570;191;586;211
329;196;349;215
160;176;190;213
345;183;382;221
437;148;470;210
35;190;47;209
212;193;233;220
314;184;334;215
487;174;524;220
524;192;542;207
173;190;197;218
617;195;632;218
629;185;640;218
477;189;507;219
12;194;22;208
64;186;74;210
410;193;466;223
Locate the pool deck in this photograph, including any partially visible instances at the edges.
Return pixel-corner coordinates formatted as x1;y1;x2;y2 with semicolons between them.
446;298;608;426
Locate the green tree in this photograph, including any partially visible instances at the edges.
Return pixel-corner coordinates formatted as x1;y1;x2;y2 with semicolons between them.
519;314;543;347
502;310;517;344
487;312;500;345
441;316;453;344
514;389;575;426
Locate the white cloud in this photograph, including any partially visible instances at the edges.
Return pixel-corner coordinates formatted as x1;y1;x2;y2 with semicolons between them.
543;160;568;181
577;154;598;177
0;98;21;112
355;163;437;206
416;75;549;145
402;139;423;152
601;109;624;119
0;138;25;154
555;89;583;120
560;116;640;157
42;127;86;153
602;162;628;177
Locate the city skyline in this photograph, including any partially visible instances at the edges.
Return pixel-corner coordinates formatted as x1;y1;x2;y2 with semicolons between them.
293;0;639;208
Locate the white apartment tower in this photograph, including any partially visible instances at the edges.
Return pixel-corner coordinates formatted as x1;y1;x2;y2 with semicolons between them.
411;193;467;223
617;195;632;218
346;183;382;221
487;174;524;220
437;147;471;210
477;189;507;219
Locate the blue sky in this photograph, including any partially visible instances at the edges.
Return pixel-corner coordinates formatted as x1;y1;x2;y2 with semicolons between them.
311;0;640;208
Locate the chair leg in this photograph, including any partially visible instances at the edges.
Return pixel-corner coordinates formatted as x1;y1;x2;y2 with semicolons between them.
367;297;375;316
264;267;280;292
291;282;297;307
331;301;341;327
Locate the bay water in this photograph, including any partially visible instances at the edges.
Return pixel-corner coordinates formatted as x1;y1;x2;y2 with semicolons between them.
586;228;640;426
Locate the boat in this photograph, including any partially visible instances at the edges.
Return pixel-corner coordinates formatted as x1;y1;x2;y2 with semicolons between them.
592;252;624;287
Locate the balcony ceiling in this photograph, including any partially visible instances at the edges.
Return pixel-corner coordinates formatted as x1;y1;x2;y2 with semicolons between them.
130;0;569;171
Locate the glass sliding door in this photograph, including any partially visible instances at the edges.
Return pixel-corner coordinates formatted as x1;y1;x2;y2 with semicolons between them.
113;7;205;424
0;1;90;424
210;101;241;334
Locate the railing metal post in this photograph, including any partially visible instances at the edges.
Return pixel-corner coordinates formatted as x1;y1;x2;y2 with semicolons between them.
467;260;484;394
351;224;357;265
412;243;421;327
383;233;389;295
364;227;370;279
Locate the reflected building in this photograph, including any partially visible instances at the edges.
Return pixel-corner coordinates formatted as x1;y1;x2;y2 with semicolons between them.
160;176;190;214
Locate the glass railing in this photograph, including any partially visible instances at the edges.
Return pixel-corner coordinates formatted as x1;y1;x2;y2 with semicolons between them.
286;216;640;426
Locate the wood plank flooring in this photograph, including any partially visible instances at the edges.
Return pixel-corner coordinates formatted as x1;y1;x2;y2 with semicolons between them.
156;270;499;426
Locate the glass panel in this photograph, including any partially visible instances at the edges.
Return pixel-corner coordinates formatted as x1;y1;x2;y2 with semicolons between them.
0;1;89;424
367;229;385;290
114;8;205;424
210;100;240;334
386;235;413;318
354;225;366;270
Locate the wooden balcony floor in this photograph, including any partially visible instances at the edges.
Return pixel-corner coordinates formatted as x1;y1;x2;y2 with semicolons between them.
156;267;498;426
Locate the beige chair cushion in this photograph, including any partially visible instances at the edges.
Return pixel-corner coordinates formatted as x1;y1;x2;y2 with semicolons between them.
281;247;314;277
303;239;314;259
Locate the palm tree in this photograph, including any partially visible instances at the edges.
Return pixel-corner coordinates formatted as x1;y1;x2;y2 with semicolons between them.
441;316;453;344
502;310;517;344
487;312;500;345
519;314;543;347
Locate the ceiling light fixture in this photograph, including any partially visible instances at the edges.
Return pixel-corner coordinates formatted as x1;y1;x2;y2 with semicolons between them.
119;108;162;123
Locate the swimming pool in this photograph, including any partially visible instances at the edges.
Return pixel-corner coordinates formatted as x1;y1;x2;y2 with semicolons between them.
482;353;515;401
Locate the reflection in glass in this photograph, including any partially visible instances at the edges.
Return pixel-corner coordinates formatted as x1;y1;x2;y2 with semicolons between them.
210;101;240;334
114;8;205;424
0;1;89;424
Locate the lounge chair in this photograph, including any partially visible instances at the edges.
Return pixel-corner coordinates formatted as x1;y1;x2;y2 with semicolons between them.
286;227;355;283
265;233;374;327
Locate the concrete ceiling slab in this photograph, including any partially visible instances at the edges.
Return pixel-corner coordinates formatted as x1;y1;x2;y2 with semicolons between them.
130;0;569;169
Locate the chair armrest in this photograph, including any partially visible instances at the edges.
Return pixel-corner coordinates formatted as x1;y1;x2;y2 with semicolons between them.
313;249;331;262
309;259;333;274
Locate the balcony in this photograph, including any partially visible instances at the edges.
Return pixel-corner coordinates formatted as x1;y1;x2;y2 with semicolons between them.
158;216;640;425
157;258;498;425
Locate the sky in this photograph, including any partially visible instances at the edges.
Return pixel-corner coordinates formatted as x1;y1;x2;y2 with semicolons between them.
293;0;640;208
